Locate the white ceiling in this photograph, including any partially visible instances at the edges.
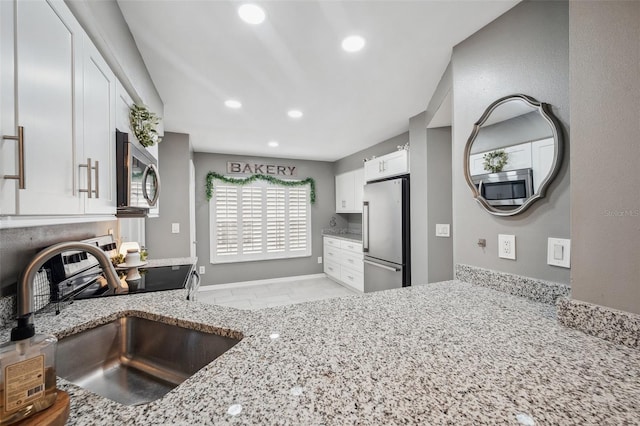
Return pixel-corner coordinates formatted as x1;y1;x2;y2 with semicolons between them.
118;0;518;162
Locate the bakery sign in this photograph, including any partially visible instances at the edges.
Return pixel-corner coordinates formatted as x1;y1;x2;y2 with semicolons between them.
226;161;297;177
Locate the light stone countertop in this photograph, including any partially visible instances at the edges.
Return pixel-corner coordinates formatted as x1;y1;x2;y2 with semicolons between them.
8;281;640;425
321;231;362;243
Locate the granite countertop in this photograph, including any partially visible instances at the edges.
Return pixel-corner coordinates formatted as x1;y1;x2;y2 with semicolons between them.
321;231;362;243
12;281;640;424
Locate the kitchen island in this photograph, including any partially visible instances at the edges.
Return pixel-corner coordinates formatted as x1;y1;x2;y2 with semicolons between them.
9;281;640;425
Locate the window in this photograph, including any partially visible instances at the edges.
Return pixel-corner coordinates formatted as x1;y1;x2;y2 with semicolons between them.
210;179;312;263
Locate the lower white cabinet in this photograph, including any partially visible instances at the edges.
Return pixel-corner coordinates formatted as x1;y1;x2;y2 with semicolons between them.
323;236;364;292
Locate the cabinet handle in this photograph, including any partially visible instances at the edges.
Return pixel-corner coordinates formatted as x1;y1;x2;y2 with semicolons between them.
347;276;354;280
348;259;353;263
94;160;99;198
378;161;382;172
2;126;25;189
79;158;93;198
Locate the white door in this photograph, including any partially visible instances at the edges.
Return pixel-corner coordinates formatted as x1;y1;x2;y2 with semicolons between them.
81;37;116;214
11;0;84;214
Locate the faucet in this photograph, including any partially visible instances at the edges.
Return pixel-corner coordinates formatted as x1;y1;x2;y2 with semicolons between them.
17;241;122;319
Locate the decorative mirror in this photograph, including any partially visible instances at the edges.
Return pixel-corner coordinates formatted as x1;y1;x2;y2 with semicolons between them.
463;94;563;216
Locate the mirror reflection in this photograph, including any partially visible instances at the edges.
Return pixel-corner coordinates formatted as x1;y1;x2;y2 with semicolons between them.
464;94;563;216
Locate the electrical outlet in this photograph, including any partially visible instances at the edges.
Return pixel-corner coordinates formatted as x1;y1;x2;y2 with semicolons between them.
199;266;205;274
171;223;180;234
317;257;323;264
435;224;450;237
498;234;516;260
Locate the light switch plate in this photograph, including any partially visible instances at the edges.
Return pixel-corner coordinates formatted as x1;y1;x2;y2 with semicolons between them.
171;223;180;234
547;238;570;268
498;234;516;260
199;266;205;274
436;224;450;237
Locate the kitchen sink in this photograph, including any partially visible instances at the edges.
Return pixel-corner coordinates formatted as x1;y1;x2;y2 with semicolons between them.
57;315;241;406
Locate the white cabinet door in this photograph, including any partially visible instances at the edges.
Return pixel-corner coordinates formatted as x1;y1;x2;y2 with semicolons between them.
0;0;16;214
469;153;486;176
5;0;84;215
335;172;354;213
335;168;364;213
503;143;532;171
531;137;555;193
81;36;116;214
364;150;409;182
116;80;133;134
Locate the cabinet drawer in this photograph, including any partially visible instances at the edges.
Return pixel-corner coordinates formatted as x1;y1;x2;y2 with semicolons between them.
341;252;363;273
324;260;340;280
323;246;341;263
340;240;362;254
340;266;364;292
324;237;340;248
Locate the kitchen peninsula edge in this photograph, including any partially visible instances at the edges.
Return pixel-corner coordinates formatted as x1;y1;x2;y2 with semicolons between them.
0;280;637;424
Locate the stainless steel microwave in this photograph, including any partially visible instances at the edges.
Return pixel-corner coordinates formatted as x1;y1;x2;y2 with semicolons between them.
471;168;533;207
116;130;161;217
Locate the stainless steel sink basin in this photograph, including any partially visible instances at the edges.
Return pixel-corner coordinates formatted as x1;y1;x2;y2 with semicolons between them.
57;315;241;406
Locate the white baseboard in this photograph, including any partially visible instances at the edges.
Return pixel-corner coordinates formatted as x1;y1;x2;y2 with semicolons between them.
198;273;326;292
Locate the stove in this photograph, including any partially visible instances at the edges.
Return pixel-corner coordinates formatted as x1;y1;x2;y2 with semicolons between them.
42;235;194;305
73;264;194;300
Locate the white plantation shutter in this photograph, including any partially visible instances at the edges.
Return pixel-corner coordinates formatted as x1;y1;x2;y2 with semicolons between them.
288;187;307;251
210;179;311;263
214;186;238;256
241;187;263;254
266;187;285;253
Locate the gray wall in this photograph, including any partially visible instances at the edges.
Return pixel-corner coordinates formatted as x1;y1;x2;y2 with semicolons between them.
470;111;554;154
146;132;193;258
195;153;336;286
426;127;453;283
409;113;428;284
0;221;115;293
65;0;163;120
569;1;640;314
451;0;570;283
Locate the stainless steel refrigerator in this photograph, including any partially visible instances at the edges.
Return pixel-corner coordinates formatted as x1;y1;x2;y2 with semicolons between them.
362;176;410;292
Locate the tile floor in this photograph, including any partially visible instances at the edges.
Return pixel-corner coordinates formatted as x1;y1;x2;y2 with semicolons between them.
197;276;359;310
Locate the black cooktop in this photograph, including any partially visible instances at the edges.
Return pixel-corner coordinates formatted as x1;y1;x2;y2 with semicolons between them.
72;264;194;300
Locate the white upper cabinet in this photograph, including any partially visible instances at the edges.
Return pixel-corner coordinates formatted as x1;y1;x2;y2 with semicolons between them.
80;36;116;214
335;168;364;213
1;0;117;218
364;150;409;182
2;0;84;215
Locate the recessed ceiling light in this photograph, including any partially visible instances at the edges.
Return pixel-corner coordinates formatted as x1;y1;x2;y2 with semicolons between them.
225;99;242;109
268;140;279;147
238;4;266;25
341;35;366;52
287;109;303;119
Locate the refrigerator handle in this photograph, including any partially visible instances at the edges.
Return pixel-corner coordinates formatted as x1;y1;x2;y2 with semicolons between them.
363;201;369;252
364;260;400;272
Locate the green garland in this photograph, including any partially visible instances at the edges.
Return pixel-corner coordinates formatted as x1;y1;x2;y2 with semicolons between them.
206;172;316;204
483;149;509;173
130;104;162;148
